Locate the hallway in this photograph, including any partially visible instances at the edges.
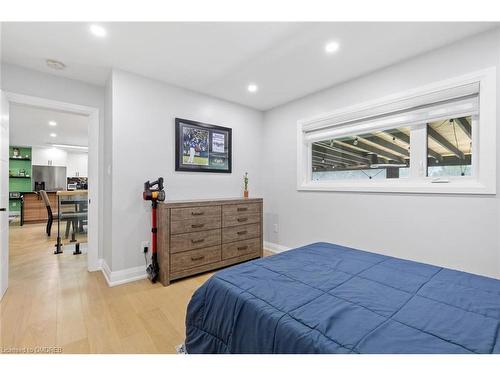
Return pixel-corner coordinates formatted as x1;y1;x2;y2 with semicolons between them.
0;223;212;353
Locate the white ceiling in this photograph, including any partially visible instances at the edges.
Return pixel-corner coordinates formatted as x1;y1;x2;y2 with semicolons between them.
9;103;89;148
1;22;498;110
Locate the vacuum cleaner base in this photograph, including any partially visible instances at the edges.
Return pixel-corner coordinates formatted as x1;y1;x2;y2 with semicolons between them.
146;262;159;283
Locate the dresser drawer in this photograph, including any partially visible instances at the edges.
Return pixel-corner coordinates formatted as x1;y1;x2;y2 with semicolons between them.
222;213;260;228
170;229;221;253
222;238;261;260
170;246;221;273
170;216;221;234
222;223;260;243
222;203;260;216
171;205;221;221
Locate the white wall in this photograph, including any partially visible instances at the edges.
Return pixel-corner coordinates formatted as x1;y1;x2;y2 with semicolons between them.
1;63;105;259
262;29;500;279
107;69;264;271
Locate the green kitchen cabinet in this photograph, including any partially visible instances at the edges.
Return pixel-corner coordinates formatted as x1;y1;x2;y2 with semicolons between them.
9;146;33;208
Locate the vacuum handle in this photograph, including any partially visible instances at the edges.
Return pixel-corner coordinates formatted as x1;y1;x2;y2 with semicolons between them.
145;177;165;192
150;177;164;191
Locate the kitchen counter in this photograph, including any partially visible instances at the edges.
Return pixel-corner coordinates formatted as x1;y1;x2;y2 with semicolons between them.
12;191;88;224
56;190;88;196
22;191;57;223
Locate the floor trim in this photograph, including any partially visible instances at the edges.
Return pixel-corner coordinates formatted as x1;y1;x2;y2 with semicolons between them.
98;242;289;287
263;241;291;254
88;255;102;272
100;259;147;287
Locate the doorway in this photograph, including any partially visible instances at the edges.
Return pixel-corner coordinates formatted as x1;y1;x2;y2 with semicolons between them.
0;92;100;301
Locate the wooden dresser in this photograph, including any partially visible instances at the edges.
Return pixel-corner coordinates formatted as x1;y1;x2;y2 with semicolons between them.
157;198;263;286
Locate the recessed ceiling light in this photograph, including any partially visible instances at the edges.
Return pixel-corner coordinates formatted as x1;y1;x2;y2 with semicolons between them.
247;83;258;93
49;121;57;126
46;59;66;70
50;133;57;138
90;24;107;38
325;41;340;54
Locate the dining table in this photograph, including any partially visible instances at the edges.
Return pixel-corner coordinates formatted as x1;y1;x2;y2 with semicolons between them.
54;190;88;255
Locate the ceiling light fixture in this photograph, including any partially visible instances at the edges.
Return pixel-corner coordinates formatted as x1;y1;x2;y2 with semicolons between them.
49;121;57;126
90;24;107;38
46;59;66;70
51;144;88;150
50;133;57;138
325;41;340;54
247;83;258;93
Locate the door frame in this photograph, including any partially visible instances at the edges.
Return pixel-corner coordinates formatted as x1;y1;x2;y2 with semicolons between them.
1;90;10;301
3;91;100;272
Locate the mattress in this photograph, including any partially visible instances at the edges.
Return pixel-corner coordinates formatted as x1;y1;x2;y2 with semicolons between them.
185;242;500;354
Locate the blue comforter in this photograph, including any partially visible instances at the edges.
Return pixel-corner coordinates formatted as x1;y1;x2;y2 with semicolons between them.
185;242;500;354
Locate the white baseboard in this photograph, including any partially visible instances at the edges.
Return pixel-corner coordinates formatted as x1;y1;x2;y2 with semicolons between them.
95;241;289;287
100;259;147;287
264;241;291;254
88;258;103;272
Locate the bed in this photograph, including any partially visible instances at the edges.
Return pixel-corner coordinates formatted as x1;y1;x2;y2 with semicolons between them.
184;242;500;354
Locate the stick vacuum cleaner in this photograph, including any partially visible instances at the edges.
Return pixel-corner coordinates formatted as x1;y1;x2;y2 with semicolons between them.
143;177;166;283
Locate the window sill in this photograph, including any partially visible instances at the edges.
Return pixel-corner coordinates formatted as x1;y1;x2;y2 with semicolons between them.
297;180;495;195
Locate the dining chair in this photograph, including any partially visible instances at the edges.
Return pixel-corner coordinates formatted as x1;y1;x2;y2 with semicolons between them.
40;190;74;238
40;190;56;236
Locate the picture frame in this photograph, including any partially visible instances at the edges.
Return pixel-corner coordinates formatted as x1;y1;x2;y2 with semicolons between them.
175;118;232;173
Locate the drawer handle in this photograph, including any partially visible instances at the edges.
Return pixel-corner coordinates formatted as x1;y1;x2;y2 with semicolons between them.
191;224;205;228
237;246;248;251
191;211;204;216
237;207;248;212
237;230;248;235
191;255;205;261
237;218;248;223
191;238;205;244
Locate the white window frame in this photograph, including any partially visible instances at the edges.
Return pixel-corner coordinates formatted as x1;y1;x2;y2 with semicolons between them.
297;68;496;194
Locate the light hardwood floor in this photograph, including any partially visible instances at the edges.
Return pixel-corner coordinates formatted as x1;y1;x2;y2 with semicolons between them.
1;223;271;353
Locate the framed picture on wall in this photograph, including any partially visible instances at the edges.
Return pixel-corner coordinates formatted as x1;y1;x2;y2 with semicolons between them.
175;118;232;173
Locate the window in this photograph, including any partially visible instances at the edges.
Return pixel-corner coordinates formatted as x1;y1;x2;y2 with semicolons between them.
297;68;496;194
426;116;472;178
312;126;411;181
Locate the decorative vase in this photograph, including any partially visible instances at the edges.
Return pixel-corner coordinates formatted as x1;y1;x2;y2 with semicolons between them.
244;190;249;198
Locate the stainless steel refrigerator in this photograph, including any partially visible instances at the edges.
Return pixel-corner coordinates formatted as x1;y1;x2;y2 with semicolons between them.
32;165;67;192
